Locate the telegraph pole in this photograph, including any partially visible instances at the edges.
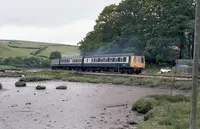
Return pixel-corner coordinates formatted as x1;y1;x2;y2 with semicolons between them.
190;0;200;129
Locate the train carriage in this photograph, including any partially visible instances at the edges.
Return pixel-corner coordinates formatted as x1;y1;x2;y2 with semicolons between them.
51;56;83;70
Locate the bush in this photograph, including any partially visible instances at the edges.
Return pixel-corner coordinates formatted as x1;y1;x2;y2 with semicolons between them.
0;56;50;68
49;51;61;60
56;85;67;90
0;83;2;89
19;76;51;82
36;85;46;90
15;81;26;87
132;97;158;114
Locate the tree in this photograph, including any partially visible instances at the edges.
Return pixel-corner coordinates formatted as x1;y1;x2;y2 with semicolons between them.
78;0;195;64
49;51;61;60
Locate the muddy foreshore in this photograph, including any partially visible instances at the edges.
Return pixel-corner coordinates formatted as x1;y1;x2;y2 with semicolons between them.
0;77;189;129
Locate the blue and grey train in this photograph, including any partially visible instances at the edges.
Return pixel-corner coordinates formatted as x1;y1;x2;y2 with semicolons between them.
50;53;145;74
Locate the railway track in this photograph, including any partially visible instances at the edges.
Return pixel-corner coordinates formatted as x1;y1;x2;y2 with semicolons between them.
80;72;192;81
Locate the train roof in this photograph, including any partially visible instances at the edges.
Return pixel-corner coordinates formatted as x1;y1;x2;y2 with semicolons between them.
84;53;136;58
61;56;82;59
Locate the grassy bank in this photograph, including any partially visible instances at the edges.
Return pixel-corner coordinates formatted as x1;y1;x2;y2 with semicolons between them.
0;40;79;58
23;70;193;90
132;94;198;129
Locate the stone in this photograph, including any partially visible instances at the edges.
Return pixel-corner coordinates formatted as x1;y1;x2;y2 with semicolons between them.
56;85;67;90
15;81;26;87
36;85;46;90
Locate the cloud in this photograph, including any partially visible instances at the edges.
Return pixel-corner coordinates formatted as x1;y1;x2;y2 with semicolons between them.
0;19;95;45
0;0;121;45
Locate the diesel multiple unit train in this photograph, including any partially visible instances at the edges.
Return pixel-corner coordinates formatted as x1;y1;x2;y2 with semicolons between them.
50;53;145;74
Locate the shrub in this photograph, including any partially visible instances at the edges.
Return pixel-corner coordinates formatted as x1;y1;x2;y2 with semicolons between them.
36;85;46;90
132;97;158;114
15;81;26;87
49;51;61;60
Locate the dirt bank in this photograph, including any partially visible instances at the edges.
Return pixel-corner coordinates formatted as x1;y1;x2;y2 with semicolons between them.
0;77;187;129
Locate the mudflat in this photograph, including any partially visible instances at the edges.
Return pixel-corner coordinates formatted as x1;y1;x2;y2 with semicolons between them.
0;77;173;129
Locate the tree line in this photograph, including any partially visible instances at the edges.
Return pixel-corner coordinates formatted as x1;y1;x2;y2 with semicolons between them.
0;51;61;68
78;0;195;65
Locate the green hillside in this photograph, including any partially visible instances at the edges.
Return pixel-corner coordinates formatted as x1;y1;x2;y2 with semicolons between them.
0;40;79;58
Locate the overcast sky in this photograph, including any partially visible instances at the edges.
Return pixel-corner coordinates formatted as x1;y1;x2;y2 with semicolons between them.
0;0;121;45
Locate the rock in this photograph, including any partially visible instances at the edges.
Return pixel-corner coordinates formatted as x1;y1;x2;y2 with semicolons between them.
56;85;67;90
25;102;32;105
127;120;138;125
36;85;46;90
0;83;2;89
15;81;26;87
90;116;96;119
122;123;129;128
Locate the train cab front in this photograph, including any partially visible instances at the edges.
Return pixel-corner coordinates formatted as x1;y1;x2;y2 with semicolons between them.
130;56;145;74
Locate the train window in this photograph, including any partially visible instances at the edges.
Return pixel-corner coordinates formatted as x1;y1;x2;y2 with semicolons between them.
123;57;126;62
108;58;110;62
141;57;144;63
98;58;100;62
120;58;123;62
138;57;141;63
118;57;120;62
110;58;113;62
115;58;118;62
134;57;137;63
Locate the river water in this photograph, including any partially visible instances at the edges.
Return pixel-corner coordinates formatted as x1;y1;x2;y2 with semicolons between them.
0;77;185;129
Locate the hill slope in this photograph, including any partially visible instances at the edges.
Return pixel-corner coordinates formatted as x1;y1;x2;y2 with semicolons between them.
0;40;79;58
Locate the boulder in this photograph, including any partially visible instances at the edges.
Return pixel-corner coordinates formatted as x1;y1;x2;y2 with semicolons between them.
56;85;67;90
36;85;46;90
15;81;26;87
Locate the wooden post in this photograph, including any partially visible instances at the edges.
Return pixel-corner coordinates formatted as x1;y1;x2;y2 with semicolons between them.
190;0;200;129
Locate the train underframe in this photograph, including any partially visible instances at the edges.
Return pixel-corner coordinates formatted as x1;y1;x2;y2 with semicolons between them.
52;66;142;74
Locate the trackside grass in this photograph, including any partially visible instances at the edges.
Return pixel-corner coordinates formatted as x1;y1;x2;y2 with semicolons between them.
24;70;193;90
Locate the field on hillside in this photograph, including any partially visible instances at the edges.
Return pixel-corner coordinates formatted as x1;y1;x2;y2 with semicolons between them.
0;40;79;58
